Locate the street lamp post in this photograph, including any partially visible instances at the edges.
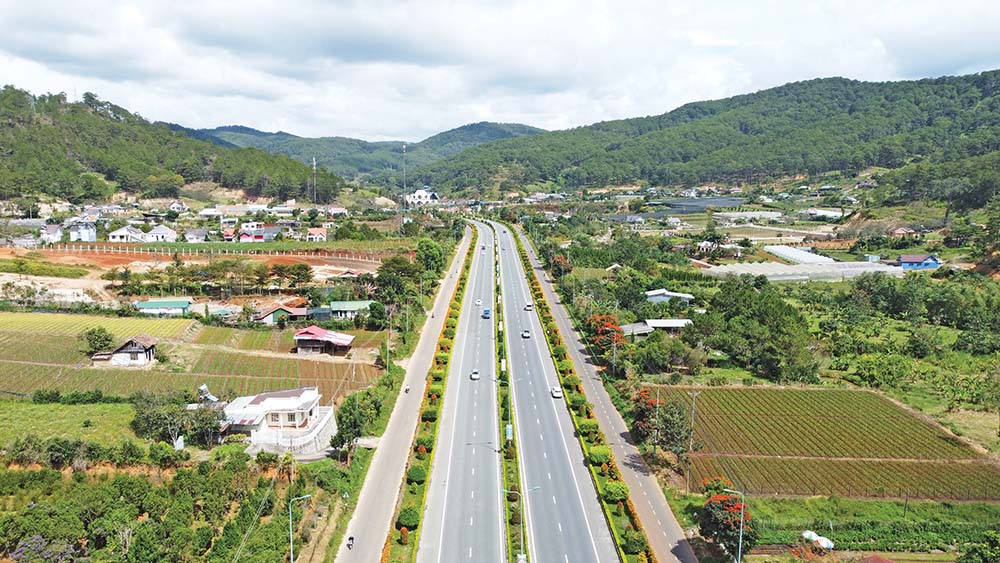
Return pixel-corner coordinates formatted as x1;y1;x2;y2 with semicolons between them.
288;494;312;563
723;488;746;563
503;485;540;560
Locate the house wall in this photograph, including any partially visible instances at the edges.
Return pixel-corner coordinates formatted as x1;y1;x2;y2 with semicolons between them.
902;260;939;271
110;348;154;366
138;307;187;316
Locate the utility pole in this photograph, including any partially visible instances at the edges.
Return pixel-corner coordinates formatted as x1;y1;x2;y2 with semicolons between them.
686;390;700;493
311;157;317;203
723;488;746;563
653;386;660;456
288;494;312;563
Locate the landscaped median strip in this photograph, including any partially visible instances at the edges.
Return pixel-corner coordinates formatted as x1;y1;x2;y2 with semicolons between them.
380;226;478;563
504;221;657;563
489;222;530;562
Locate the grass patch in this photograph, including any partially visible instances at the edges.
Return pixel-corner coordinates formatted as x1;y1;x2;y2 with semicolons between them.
0;258;89;278
0;400;138;446
0;312;194;338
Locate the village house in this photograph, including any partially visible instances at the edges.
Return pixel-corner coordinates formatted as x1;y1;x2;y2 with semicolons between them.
293;325;355;355
184;228;209;243
107;225;146;243
326;206;348;217
239;225;281;243
39;224;63;244
145;225;178;243
890;227;917;237
645;289;695;305
91;335;158;367
69;222;97;243
220;217;239;228
222;228;236;242
404;187;440;207
621;319;693;340
306;227;327;242
897;254;941;271
329;300;374;320
220;386;336;455
254;304;308;325
135;297;192;316
168;200;188;213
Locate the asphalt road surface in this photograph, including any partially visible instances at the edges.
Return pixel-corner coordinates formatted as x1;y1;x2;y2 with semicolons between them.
417;222;505;563
514;225;698;563
492;221;618;563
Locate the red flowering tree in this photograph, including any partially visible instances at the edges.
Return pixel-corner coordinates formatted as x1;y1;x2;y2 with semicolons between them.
551;255;573;278
700;493;758;557
630;388;659;444
585;313;623;354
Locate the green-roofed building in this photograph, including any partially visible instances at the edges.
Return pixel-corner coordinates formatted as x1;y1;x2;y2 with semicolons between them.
135;298;192;317
329;300;374;320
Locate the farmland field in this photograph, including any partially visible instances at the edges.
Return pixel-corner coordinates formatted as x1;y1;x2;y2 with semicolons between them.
0;359;373;404
656;387;1000;500
0;312;194;338
0;400;137;446
193;326;237;346
194;326;384;352
0;333;85;364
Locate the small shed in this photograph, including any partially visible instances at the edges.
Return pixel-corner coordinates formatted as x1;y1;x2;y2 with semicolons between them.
93;335;158;367
136;298;192;316
294;325;355;355
897;254;940;271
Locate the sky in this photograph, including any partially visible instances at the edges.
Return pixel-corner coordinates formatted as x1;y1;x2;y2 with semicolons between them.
2;0;1000;142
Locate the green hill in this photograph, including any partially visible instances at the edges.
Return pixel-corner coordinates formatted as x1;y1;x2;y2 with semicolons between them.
192;122;544;179
409;70;1000;193
0;86;346;203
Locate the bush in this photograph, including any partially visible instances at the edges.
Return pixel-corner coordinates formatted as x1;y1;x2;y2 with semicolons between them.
415;433;435;453
588;446;611;466
563;374;581;389
623;529;648;555
256;451;279;469
577;418;599;437
707;376;728;387
407;464;427;484
397;506;420;529
603;480;630;503
430;368;445;381
421;408;439;422
510;506;521;525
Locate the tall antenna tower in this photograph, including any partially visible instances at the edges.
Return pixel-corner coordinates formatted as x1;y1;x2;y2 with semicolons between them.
311;157;317;203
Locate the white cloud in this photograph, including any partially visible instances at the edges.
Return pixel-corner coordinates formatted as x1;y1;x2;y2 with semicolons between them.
0;0;998;141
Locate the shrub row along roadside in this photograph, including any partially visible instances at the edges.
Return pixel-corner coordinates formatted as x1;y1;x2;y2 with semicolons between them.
380;226;478;563
489;223;528;562
507;222;656;563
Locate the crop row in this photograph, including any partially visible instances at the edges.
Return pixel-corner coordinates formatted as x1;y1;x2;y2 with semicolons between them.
690;455;1000;500
0;359;369;403
0;333;85;364
658;387;976;460
0;312;194;338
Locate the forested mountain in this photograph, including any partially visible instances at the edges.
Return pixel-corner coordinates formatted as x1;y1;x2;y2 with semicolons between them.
410;70;1000;192
0;86;346;203
189;121;544;179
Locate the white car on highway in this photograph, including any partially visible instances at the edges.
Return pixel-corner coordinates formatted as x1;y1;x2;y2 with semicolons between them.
524;303;533;311
550;386;563;399
470;369;480;380
521;330;531;339
475;298;482;306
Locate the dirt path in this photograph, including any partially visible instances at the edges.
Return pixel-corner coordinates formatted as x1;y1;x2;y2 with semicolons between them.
299;497;342;563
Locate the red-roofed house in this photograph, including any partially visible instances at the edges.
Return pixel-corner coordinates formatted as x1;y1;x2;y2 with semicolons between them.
294;325;355;355
306;227;327;242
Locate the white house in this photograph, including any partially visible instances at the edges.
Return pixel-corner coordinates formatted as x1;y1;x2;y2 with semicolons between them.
184;228;209;243
39;225;63;244
221;387;337;455
270;206;295;217
329;300;374;320
198;208;223;218
145;225;178;243
306;227;327;242
108;226;146;243
645;289;695;305
91;335;157;367
168;200;189;213
404;187;440;207
69;222;97;243
326;206;348;217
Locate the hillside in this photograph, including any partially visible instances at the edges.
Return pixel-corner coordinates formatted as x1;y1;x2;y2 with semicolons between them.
0;86;346;203
191;121;544;179
410;70;1000;194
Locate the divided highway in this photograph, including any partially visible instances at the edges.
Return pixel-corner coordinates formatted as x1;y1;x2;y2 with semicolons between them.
492;222;618;563
417;222;504;563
